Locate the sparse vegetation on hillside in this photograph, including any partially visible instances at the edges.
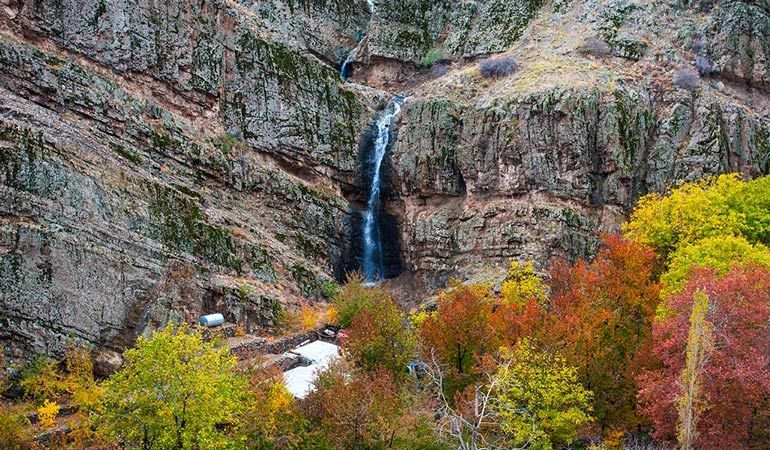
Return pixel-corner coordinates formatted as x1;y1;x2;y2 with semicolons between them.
673;69;700;90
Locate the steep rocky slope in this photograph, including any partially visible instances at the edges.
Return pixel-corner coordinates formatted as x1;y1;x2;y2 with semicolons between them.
0;0;377;358
1;0;769;358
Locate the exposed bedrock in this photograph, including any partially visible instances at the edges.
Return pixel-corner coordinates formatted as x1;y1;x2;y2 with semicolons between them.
1;0;770;358
0;0;379;359
390;84;769;287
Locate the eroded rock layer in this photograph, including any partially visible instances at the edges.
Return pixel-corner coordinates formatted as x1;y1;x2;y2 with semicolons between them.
0;0;376;357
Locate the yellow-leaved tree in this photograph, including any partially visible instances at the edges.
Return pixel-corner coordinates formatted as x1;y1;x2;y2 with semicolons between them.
678;290;713;450
500;261;548;306
492;340;594;450
98;324;248;449
624;174;770;298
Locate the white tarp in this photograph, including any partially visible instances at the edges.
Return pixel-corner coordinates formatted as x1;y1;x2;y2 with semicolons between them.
282;340;340;398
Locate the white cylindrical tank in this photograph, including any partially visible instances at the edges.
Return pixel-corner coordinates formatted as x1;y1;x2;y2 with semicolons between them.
199;313;225;327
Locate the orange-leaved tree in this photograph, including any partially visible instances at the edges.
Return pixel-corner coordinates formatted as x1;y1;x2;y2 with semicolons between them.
420;283;499;398
303;361;444;450
543;234;660;432
344;295;416;381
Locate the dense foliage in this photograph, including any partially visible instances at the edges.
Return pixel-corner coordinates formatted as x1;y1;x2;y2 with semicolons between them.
99;325;248;449
491;341;593;449
638;266;770;449
304;362;445;450
544;235;660;429
344;295;416;380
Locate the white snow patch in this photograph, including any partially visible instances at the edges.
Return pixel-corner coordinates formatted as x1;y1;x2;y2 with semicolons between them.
282;340;340;399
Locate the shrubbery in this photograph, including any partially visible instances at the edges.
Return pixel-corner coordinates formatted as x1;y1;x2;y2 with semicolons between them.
694;55;715;76
332;272;387;327
420;48;445;68
673;69;700;90
0;405;34;450
479;55;518;78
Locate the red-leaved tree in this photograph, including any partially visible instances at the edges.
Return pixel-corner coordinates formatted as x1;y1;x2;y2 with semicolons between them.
638;266;770;449
544;234;661;431
420;284;499;397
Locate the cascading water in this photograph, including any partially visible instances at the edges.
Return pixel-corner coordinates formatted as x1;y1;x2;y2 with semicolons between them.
362;97;403;282
339;43;361;80
340;0;376;79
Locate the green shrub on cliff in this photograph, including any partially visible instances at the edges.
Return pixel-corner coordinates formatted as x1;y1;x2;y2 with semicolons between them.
0;405;34;450
420;48;446;67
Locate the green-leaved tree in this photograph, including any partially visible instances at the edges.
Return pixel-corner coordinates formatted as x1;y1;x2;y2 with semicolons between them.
492;341;594;450
99;324;248;449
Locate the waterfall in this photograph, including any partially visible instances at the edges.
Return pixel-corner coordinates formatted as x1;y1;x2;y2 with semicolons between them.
362;97;403;282
340;0;375;79
339;45;359;80
340;36;369;80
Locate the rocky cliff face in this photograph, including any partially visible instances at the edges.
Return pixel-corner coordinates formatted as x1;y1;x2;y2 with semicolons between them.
1;0;769;359
367;0;770;287
0;0;378;358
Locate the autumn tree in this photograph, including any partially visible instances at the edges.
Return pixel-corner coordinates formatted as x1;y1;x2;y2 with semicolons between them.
332;272;389;328
303;361;447;450
241;362;314;449
420;284;499;396
492;341;594;450
17;345;106;447
623;174;770;259
544;234;660;431
624;174;770;299
491;298;544;349
500;261;547;306
638;266;770;449
660;235;770;297
98;324;248;449
20;345;103;410
344;296;416;380
677;290;712;450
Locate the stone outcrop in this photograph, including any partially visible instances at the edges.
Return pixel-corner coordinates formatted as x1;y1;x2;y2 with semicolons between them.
382;0;770;287
366;0;547;63
390;84;769;286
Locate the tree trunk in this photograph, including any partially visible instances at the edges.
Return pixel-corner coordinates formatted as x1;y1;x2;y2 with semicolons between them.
678;290;713;450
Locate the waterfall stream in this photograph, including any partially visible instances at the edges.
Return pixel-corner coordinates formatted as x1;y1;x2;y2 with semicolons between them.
340;0;375;79
362;97;403;282
339;42;361;80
